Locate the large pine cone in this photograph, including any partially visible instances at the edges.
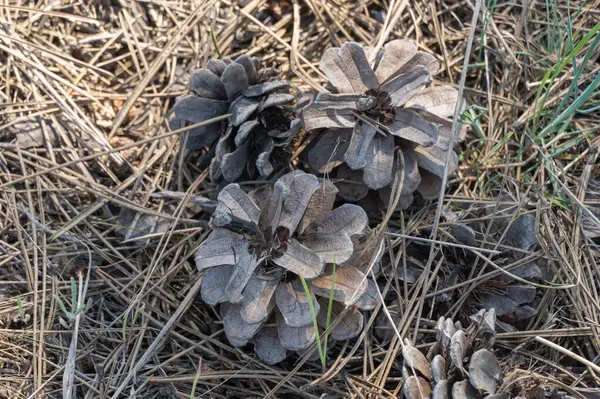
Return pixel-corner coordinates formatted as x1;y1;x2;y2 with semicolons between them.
302;39;467;208
195;170;379;364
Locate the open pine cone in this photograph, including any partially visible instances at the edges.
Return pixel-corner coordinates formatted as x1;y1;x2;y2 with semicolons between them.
442;192;545;331
302;39;465;208
173;55;301;182
195;170;378;364
402;309;507;399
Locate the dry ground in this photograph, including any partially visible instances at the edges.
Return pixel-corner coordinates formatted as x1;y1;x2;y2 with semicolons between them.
1;0;600;398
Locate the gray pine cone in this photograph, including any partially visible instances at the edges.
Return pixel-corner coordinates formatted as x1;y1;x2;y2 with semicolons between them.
302;39;466;208
173;55;301;182
402;309;507;399
195;170;378;364
446;192;544;330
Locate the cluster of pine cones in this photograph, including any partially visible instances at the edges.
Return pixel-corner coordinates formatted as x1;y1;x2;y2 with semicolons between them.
179;39;471;364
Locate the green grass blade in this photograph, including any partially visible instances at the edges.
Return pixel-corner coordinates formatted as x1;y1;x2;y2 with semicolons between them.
210;27;222;59
323;256;337;356
122;312;129;342
70;277;77;313
190;358;202;399
53;294;70;318
16;295;24;319
538;72;600;138
532;21;600;133
298;275;325;367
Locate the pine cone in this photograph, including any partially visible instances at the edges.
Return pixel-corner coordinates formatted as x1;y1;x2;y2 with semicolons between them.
444;192;545;330
195;170;378;364
302;39;466;208
402;309;507;399
173;55;301;182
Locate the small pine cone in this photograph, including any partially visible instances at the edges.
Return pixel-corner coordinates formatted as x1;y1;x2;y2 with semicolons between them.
173;55;301;182
402;309;508;399
194;170;379;364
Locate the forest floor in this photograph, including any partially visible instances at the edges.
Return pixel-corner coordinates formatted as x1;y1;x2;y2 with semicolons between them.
1;0;600;398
